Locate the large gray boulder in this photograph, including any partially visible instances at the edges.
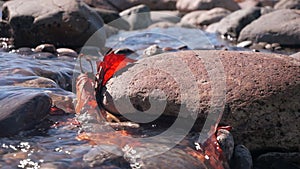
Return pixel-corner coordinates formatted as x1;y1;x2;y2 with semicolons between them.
238;9;300;46
215;7;261;39
180;8;231;26
119;4;152;30
2;0;105;48
102;50;300;152
176;0;240;12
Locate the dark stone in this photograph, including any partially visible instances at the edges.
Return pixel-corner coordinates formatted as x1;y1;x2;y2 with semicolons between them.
2;0;105;49
0;89;51;137
93;8;120;24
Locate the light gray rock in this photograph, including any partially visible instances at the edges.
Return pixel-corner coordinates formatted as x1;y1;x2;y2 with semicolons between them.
180;8;231;26
2;0;105;48
102;50;300;152
176;0;240;12
119;4;152;30
274;0;300;9
216;7;261;40
238;9;300;46
238;0;260;9
84;0;177;11
290;52;300;60
148;21;176;29
150;10;182;24
103;24;119;38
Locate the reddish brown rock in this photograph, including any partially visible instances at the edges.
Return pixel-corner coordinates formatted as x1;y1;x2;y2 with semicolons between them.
102;50;300;152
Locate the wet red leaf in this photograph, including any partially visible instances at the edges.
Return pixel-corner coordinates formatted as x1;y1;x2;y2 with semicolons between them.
97;52;136;86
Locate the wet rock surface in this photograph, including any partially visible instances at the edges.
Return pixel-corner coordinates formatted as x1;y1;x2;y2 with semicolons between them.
102;50;300;152
0;51;76;136
0;89;51;137
2;0;105;48
238;9;300;46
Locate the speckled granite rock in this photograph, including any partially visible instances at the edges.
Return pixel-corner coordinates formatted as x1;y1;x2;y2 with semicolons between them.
102;50;300;152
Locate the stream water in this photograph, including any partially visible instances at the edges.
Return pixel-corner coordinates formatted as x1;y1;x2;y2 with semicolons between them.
0;25;297;168
0;27;231;169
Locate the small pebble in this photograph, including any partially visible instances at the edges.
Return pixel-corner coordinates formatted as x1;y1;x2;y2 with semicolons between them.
35;44;56;54
142;44;163;57
237;41;252;48
57;48;78;58
265;44;272;50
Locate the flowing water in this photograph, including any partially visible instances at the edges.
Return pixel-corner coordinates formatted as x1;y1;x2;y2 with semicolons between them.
0;26;295;168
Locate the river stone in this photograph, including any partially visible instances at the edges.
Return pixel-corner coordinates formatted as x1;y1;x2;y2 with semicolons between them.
85;0;177;11
176;0;240;12
150;10;182;24
0;90;52;137
215;7;261;40
92;7;120;23
2;0;105;49
274;0;300;9
102;50;300;152
180;8;231;26
238;9;300;46
119;4;152;30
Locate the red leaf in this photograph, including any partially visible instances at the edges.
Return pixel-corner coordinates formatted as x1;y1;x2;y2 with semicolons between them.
98;52;136;86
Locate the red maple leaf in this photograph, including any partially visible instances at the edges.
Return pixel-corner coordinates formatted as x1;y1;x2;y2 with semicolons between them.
97;51;136;86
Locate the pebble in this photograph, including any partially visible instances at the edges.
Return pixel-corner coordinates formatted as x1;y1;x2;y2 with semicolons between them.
142;44;164;57
236;40;253;48
35;44;57;54
56;48;78;58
